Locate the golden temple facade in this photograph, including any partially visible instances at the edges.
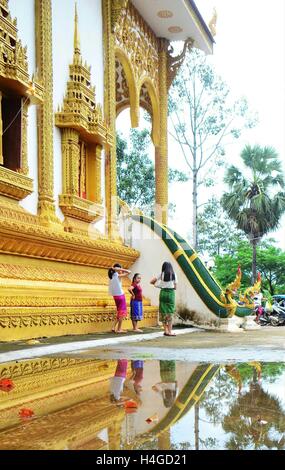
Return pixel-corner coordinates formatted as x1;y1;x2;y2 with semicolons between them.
0;0;213;341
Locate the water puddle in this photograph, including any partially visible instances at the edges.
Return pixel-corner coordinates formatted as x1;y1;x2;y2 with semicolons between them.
0;356;285;450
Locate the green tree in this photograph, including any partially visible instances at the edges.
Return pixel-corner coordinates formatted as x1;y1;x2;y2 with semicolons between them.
117;129;187;213
196;197;246;256
214;240;285;294
169;48;256;249
222;144;285;282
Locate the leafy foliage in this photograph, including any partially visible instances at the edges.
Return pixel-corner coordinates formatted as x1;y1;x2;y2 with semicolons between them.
197;197;246;256
117;129;187;213
169;48;257;248
222;144;285;281
213;240;285;294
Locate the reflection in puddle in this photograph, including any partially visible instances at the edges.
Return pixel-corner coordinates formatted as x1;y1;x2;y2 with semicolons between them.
0;357;285;450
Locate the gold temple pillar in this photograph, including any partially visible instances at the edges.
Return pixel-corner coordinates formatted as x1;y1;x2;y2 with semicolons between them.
103;0;119;240
108;419;122;450
0;91;3;166
20;99;29;175
155;39;169;225
35;0;59;226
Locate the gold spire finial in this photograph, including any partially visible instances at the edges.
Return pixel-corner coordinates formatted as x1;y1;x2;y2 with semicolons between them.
74;2;81;56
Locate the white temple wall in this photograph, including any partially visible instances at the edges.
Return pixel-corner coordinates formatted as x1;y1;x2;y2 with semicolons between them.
9;0;38;215
52;0;105;225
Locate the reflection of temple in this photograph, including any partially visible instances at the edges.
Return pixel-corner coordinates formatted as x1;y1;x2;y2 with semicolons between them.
0;359;218;450
0;358;125;449
0;1;213;342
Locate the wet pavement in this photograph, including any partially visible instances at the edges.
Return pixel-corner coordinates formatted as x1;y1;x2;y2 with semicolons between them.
0;355;285;450
0;326;285;364
1;326;285;450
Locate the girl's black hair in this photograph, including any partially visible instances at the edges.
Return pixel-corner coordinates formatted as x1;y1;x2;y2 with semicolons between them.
132;273;140;283
108;263;122;280
161;262;175;282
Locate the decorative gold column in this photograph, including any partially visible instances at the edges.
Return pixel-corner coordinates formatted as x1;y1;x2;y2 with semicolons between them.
0;91;3;166
20;99;29;175
108;419;122;450
155;39;169;225
95;145;103;203
103;0;120;240
62;129;80;196
35;0;59;226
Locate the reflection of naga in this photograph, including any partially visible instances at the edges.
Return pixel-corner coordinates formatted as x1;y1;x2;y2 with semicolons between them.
225;365;242;394
248;361;262;381
239;273;262;307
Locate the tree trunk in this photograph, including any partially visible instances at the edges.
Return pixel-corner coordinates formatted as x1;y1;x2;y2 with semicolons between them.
251;239;257;284
192;171;198;250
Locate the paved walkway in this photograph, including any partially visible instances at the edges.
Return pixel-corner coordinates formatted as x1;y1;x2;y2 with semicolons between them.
0;326;284;364
0;326;197;363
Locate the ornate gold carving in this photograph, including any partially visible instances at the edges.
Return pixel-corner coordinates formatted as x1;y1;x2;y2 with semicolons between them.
0;308;157;341
0;166;33;200
55;12;111;148
0;395;125;450
115;3;159;91
115;57;130;115
0;0;43;102
0;91;2;165
155;39;169;224
0;221;139;265
0;1;41;201
103;0;120;240
59;194;104;224
239;272;261;307
55;6;109;232
111;0;129;32
94;145;103;204
167;38;194;90
35;0;59;226
20;99;29;175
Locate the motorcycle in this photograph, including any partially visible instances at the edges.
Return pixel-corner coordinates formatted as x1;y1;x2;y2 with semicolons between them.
256;306;274;326
270;302;285;326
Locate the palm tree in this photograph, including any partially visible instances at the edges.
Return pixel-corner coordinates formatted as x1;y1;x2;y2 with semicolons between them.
221;145;285;282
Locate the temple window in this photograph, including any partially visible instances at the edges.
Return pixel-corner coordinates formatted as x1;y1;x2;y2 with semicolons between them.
0;0;42;201
0;94;22;172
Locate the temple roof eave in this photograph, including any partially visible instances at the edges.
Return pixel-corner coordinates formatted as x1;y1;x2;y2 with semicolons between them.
131;0;214;55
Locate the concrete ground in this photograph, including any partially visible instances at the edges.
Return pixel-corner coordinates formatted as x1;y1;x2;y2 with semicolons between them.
0;325;285;363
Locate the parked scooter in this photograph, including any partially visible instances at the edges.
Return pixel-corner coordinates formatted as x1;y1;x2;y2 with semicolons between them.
270;301;285;326
256;306;274;326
